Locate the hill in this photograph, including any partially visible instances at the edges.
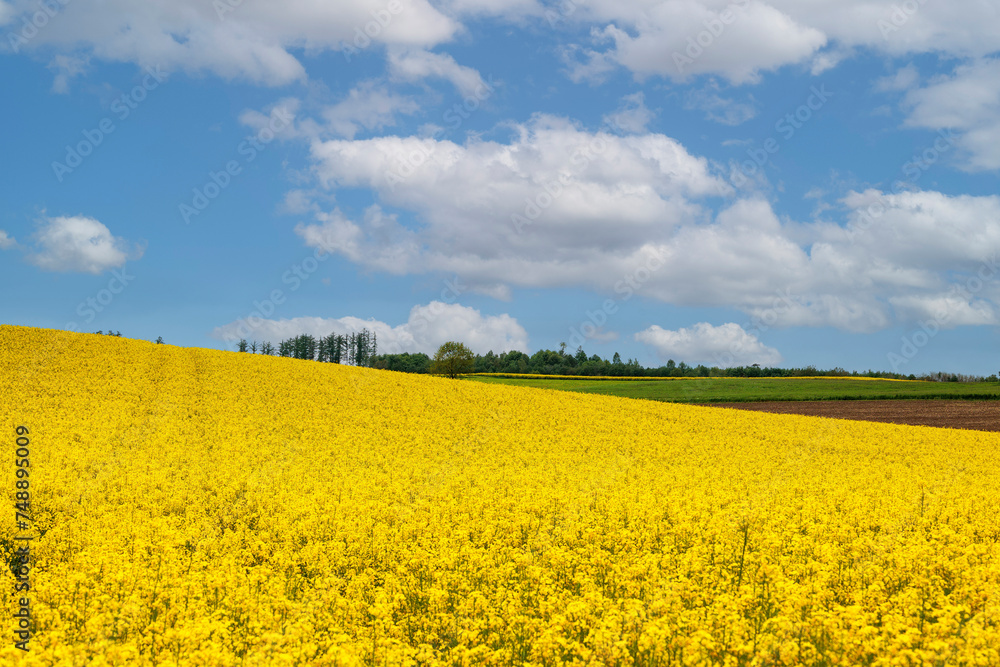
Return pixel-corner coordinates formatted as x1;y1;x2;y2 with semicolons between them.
3;325;999;664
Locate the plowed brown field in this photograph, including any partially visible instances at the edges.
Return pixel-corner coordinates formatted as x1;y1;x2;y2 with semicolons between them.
708;399;1000;432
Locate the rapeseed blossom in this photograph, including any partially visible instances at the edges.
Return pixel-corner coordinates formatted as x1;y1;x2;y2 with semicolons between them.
2;325;999;665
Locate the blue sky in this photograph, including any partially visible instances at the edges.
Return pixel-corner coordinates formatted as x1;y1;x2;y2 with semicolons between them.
1;0;999;375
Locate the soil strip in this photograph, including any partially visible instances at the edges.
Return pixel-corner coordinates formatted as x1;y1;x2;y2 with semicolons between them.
705;399;1000;432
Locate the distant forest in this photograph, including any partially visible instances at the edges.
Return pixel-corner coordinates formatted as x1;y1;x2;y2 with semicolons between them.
367;345;993;382
97;329;994;382
236;330;378;367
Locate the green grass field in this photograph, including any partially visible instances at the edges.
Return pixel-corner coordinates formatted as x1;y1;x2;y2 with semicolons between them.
464;375;1000;403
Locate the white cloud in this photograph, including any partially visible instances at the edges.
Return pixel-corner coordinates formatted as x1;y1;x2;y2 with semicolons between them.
211;301;529;355
809;47;852;75
27;216;143;274
839;189;1000;271
902;58;1000;171
888;293;997;328
3;0;458;86
0;1;15;25
321;81;420;139
603;92;654;134
295;205;421;275
768;0;1000;59
280;189;320;215
7;0;1000;91
562;46;618;84
578;1;827;84
635;322;782;367
0;230;15;249
684;84;757;126
48;54;89;94
238;98;302;137
438;0;541;18
388;48;487;97
562;1;1000;83
875;64;919;93
297;110;1000;332
302;114;731;296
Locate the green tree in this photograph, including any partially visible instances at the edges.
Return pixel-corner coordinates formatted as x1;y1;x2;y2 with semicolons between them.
431;342;475;378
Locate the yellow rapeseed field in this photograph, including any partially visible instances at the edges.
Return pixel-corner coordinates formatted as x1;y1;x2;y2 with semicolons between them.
2;325;999;666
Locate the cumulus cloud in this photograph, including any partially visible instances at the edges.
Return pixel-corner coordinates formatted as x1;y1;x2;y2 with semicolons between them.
321;81;420;139
296;109;1000;332
603;92;655;134
7;0;999;99
295;205;421;275
2;0;458;85
0;230;15;250
211;301;529;355
437;0;541;18
388;49;488;97
576;1;827;84
27;216;143;274
238;98;302;137
684;84;757;126
838;189;1000;272
0;1;15;25
564;0;1000;82
635;322;782;367
6;0;1000;91
902;58;1000;171
48;54;89;94
888;293;997;328
772;0;1000;59
302;114;730;296
875;64;919;93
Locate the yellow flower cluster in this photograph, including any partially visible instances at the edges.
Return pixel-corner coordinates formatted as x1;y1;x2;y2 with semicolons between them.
2;325;999;665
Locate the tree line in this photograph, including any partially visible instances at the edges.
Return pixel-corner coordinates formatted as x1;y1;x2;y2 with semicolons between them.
87;329;998;381
236;329;377;366
370;344;999;382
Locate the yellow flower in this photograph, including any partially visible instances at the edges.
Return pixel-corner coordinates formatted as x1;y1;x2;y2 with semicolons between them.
2;324;1000;665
